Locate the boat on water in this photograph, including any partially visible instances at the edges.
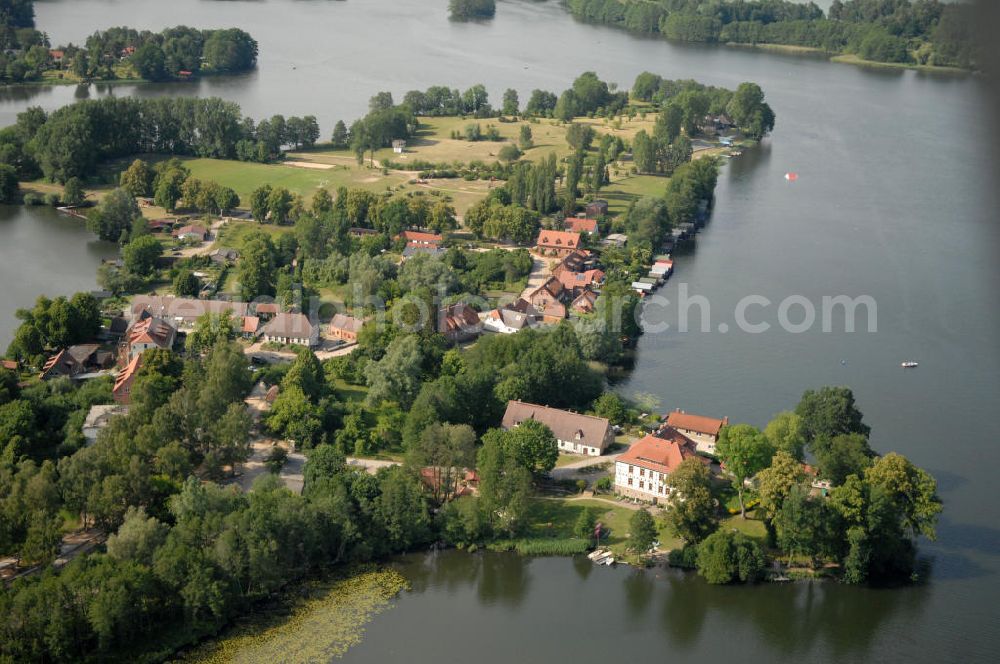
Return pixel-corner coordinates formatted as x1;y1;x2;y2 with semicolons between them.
901;361;919;368
587;549;608;561
602;557;615;566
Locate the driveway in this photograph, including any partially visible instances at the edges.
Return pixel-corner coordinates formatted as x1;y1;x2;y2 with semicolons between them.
519;256;550;299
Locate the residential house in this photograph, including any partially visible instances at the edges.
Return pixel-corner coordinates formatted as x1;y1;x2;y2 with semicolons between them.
570;289;599;315
173;224;208;242
349;227;379;238
329;314;366;343
1;359;16;371
614;429;707;503
564;217;599;235
398;230;443;246
124;317;176;359
662;409;729;456
113;353;143;404
527;277;567;323
210;248;239;265
392;140;407;154
553;249;597;275
261;313;318;347
535;229;581;258
482;307;535;334
502;400;614;456
438;303;482;343
130;296;249;328
555;268;605;292
585;199;609;218
253;302;280;321
82;404;127;445
602;233;628;248
241;316;261;339
40;344;114;380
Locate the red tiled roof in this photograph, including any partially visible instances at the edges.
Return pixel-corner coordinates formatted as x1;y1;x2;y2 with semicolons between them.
665;410;728;436
536;229;580;250
398;230;443;244
127;317;174;349
113;353;143;403
241;316;260;334
1;360;17;371
564;218;598;234
618;430;703;475
556;268;605;290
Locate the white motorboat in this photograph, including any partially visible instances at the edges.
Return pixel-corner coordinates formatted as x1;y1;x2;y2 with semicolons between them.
901;361;919;368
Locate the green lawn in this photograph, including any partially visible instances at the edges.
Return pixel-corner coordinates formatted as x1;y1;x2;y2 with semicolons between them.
213;220;289;249
524;497;682;561
330;378;368;404
600;174;670;217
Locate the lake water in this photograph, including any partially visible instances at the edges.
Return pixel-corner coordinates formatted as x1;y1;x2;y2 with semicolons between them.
3;1;999;661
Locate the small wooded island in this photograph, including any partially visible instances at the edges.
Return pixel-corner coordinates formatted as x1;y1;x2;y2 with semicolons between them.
0;64;940;662
449;0;497;22
0;0;257;85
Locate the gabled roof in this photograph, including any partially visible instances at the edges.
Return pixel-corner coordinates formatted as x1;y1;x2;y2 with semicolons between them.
254;302;280;315
114;352;143;396
665;410;728;436
502;400;612;451
127;316;175;349
530;276;564;300
174;224;207;237
439;303;481;335
618;430;704;475
330;313;366;334
131;296;249;322
261;313;314;338
241;316;260;334
556;268;605;290
485;308;532;331
398;230;443;244
571;289;599;314
536;229;581;250
564;218;598;234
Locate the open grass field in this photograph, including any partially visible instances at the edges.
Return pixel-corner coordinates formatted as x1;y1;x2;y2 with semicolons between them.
182;158;406;201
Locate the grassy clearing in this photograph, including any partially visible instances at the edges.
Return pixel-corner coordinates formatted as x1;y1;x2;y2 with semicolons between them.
600;174;670;217
330;378;368;404
180;567;408;664
213;220;289;249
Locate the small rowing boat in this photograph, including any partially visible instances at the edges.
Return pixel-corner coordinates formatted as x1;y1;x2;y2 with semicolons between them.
901;361;919;368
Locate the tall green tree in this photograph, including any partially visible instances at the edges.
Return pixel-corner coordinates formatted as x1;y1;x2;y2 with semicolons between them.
716;423;774;518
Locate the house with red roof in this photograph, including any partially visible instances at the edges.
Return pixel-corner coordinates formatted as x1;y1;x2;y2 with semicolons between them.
397;230;443;246
563;217;599;235
438;303;482;343
526;277;567;323
570;289;599;315
123;317;176;360
614;428;708;503
535;229;580;257
113;353;143;404
662;409;729;456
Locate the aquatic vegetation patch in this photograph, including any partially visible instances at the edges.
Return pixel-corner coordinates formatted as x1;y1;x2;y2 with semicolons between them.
185;567;408;663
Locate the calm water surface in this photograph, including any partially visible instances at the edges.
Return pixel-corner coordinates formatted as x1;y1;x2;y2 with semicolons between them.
2;1;998;661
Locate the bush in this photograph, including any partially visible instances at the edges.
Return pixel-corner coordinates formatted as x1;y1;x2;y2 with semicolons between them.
668;544;699;569
695;530;766;584
596;476;613;493
44;193;61;206
23;192;43;206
